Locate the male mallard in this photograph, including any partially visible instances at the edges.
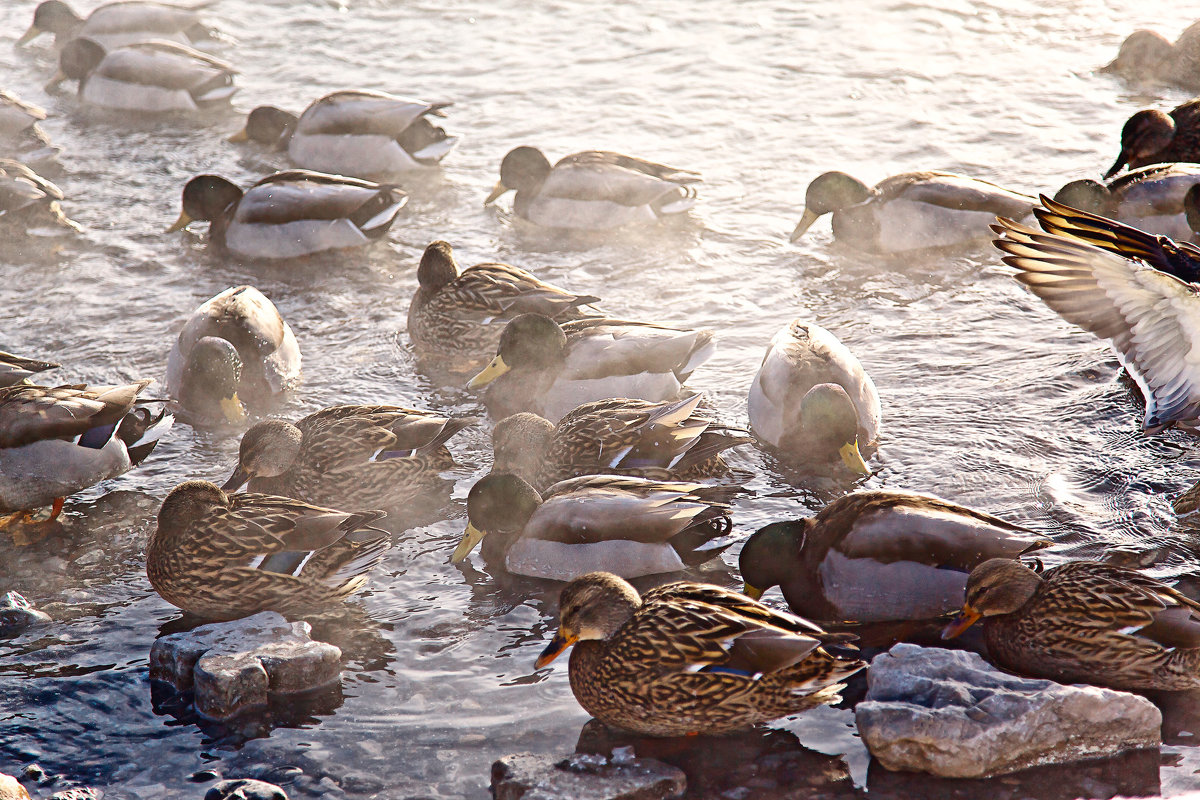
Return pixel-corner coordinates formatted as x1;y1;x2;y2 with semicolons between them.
491;394;751;491
484;146;700;230
407;240;600;373
1106;99;1200;178
18;0;213;49
0;90;60;168
748;320;879;475
1102;22;1200;94
165;285;301;427
0;159;78;230
451;473;740;581
0;351;58;387
167;170;407;260
533;572;866;736
789;171;1035;253
148;480;388;620
47;39;237;114
221;405;476;512
467;314;714;423
738;490;1049;624
942;558;1200;691
1054;162;1200;240
0;380;172;525
231;91;458;180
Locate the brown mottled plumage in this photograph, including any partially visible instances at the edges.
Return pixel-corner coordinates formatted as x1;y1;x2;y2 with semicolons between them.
1106;99;1200;178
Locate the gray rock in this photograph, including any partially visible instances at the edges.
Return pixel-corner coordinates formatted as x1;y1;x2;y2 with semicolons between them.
855;643;1162;778
149;611;342;721
204;780;286;800
0;774;29;800
491;752;685;800
0;591;51;637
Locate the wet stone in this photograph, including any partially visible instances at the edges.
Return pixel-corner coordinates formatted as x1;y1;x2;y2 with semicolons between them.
204;780;287;800
0;591;51;637
49;789;102;800
0;774;29;800
491;752;686;800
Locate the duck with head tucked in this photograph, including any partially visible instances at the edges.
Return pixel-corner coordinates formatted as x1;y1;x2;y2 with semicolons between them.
1054;162;1200;240
18;0;214;49
1102;21;1200;93
1105;99;1200;179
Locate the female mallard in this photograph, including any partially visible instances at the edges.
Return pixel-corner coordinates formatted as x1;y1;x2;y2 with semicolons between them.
1105;99;1200;178
0;90;60;168
0;380;172;525
221;405;476;512
18;0;213;49
748;320;879;476
148;480;389;620
484;146;700;230
0;159;78;230
1054;162;1200;240
165;285;301;427
407;240;600;372
0;351;58;387
467;313;714;423
533;572;866;736
1102;22;1200;93
491;394;751;491
942;558;1200;691
47;38;237;114
167;170;406;260
738;490;1049;624
451;473;740;581
789;170;1035;253
231;91;458;180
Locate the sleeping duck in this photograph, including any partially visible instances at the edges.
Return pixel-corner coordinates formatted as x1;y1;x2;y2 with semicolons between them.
484;147;701;230
230;90;458;180
1055;162;1200;240
790;170;1035;253
167;170;407;260
18;0;214;50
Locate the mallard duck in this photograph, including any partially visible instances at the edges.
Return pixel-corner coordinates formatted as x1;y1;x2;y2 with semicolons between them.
451;473;740;581
18;0;213;49
407;240;601;372
467;314;714;423
222;405;476;512
789;171;1035;253
1054;163;1200;240
0;380;172;525
47;39;237;114
230;91;458;180
738;490;1049;624
484;147;700;230
165;285;301;427
1102;22;1200;94
942;558;1200;690
167;170;407;260
0;351;58;387
0;91;61;168
1106;99;1200;179
533;572;866;736
148;480;389;620
0;159;78;230
491;394;751;491
748;320;879;475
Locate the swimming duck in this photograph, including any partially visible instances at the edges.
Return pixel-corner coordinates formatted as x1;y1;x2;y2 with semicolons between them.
484;147;701;230
943;558;1200;691
147;480;389;620
738;490;1050;624
0;159;78;230
407;240;601;372
748;320;879;475
1102;22;1200;93
221;405;476;512
18;0;213;49
451;473;740;581
167;170;406;260
0;91;61;168
231;91;458;180
491;394;752;491
467;314;714;423
789;171;1035;253
1054;163;1200;240
533;572;866;736
165;285;301;427
1105;99;1200;179
0;380;172;525
0;351;58;387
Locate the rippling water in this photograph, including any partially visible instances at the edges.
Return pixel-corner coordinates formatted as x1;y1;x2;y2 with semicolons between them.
4;0;1200;797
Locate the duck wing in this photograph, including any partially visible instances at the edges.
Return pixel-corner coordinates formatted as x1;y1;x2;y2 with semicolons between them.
236;170;404;226
878;171;1035;216
560;318;714;381
541;151;699;206
0;380;149;449
297;90;449;137
99;41;234;92
433;263;600;318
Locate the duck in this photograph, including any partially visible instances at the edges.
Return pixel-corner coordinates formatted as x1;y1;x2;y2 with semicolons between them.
451;473;741;581
47;38;237;114
994;195;1200;431
167;170;406;260
230;91;458;180
466;313;714;423
147;480;389;620
1105;99;1200;179
0;380;172;526
484;146;701;230
0;351;58;387
942;558;1200;691
165;285;301;427
491;394;752;491
533;572;866;736
748;320;879;475
0;159;78;230
1102;22;1200;93
407;240;601;373
221;405;476;512
0;91;61;168
738;489;1050;625
789;170;1035;253
1054;162;1200;240
18;0;213;49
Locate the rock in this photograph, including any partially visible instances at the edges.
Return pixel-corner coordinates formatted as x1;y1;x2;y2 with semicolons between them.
204;780;287;800
49;789;102;800
0;591;51;637
0;774;29;800
492;752;686;800
855;643;1162;778
149;611;342;721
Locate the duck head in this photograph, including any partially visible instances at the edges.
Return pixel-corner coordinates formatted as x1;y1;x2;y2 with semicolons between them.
416;240;460;293
535;572;642;667
791;171;872;241
45;37;105;91
739;520;806;600
18;0;82;46
1105;109;1176;179
491;413;555;483
229;105;298;146
783;383;870;475
223;419;303;491
467;313;568;389
179;336;247;425
168;175;243;232
1102;30;1175;83
942;558;1040;639
485;146;551;205
452;472;542;562
1053;179;1113;216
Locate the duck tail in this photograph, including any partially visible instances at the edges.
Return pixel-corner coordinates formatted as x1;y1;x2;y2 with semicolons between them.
118;405;175;466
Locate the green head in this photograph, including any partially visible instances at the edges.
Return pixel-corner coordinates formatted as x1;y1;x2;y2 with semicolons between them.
451;472;543;562
467;313;567;389
791;172;871;241
738;520;805;599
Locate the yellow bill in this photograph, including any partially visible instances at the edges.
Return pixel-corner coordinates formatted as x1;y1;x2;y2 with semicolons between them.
534;630;577;668
484;180;509;206
838;440;871;476
789;208;821;242
166;209;193;233
467;354;509;389
742;583;764;601
16;25;42;46
228;127;250;143
43;69;67;92
941;605;981;640
450;522;486;563
220;394;247;424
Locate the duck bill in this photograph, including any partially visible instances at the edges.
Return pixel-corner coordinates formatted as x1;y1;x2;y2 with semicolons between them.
227;126;250;143
742;583;764;601
219;394;247;424
1103;149;1130;180
450;522;486;563
467;355;509;389
484;181;509;206
166;209;194;233
941;605;982;640
838;440;871;475
16;25;42;47
534;630;577;668
789;208;821;242
222;466;250;492
43;69;67;93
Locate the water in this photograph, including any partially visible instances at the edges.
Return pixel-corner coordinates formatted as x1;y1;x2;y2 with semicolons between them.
2;0;1200;796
